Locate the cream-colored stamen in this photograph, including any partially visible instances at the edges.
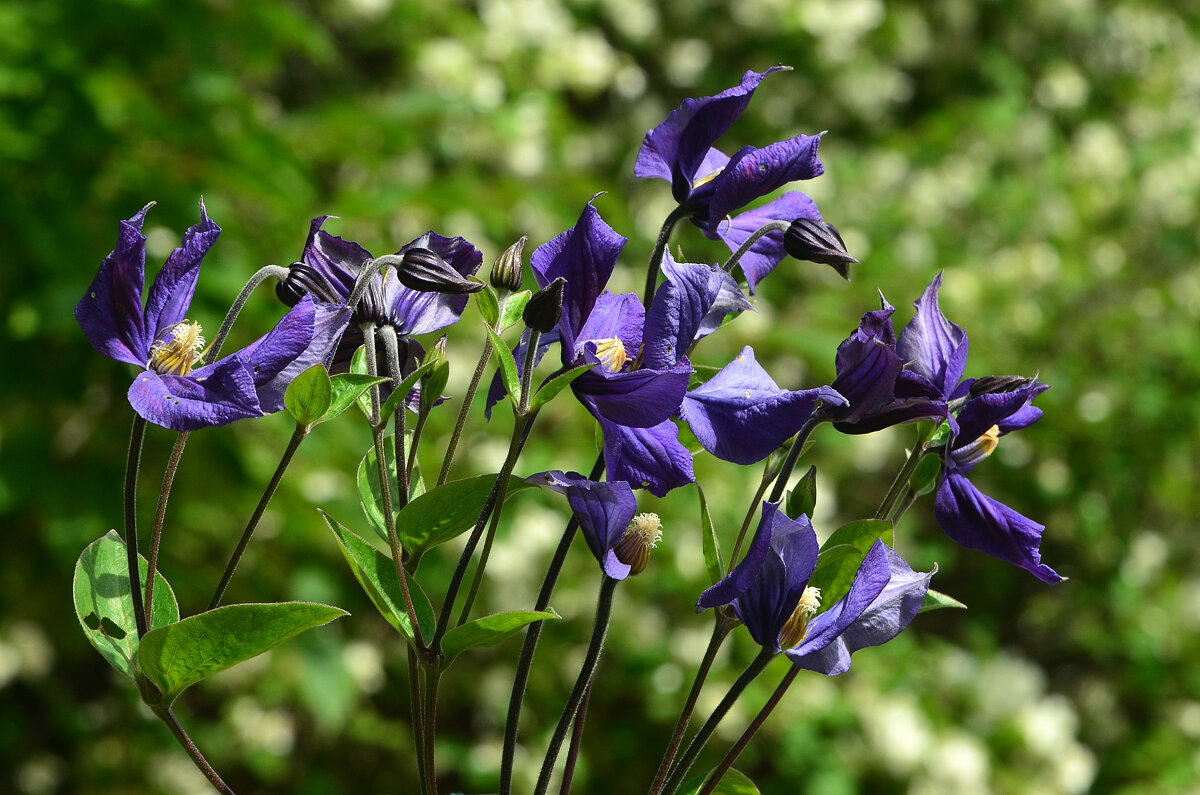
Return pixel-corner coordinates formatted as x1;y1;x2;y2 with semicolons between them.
692;168;724;188
147;321;206;376
954;424;1001;468
778;586;822;649
613;513;663;576
593;338;629;373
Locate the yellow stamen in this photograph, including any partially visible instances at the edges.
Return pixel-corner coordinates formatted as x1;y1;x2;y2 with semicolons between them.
778;586;822;649
593;338;629;373
954;424;1001;468
613;513;663;576
147;321;206;376
693;168;724;188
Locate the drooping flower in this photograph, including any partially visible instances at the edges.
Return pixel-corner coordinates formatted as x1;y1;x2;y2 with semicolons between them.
635;68;825;292
696;502;932;674
76;202;350;431
896;274;1061;583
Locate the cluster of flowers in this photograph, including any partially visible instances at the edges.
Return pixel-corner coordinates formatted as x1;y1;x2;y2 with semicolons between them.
75;66;1058;793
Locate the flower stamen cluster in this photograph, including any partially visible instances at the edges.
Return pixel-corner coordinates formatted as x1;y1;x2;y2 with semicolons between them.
777;586;821;649
613;512;663;576
952;424;1000;469
147;321;206;376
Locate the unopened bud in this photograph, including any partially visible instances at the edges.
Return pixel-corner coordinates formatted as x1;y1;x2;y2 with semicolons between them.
783;218;858;279
490;236;527;293
612;513;663;576
523;276;566;333
969;375;1037;397
276;262;341;306
423;335;448;368
391;248;484;295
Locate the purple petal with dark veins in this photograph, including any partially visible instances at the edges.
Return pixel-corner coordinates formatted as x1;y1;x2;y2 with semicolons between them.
935;472;1062;584
597;417;694;498
702;135;824;227
954;382;1049;453
143;200;220;342
642;261;720;369
896;273;969;397
389;232;483;335
302;216;373;298
127;356;262;431
76;203;155;366
713;192;821;293
697;501;786;611
526;470;637;579
575;292;645;361
662;254;753;340
574;360;692;429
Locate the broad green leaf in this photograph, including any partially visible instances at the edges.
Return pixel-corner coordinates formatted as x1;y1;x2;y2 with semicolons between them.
687;365;722;391
821;519;893;554
440;609;560;666
138;602;346;704
321;511;435;644
326;373;388;422
696;482;725;585
284;364;332;425
806;543;862;612
485;325;522;409
919;588;967;613
528;363;594;412
476;284;500;327
786;465;818;519
400;474;535;557
679;768;760;795
498;289;531;330
379;360;436;424
73;531;179;679
351;345;372;416
909;454;943;497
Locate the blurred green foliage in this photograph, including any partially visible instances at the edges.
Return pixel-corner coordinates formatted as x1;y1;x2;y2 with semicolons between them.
3;0;1199;792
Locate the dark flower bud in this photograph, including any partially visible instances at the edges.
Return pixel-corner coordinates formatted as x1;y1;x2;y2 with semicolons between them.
612;513;663;576
276;262;341;307
490;236;527;293
390;247;484;295
523;276;566;333
969;375;1038;397
783;218;858;279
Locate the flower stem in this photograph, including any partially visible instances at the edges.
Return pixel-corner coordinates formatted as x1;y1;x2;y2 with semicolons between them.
558;678;592;795
437;335;494;486
875;438;929;521
533;576;619;795
647;613;737;795
379;327;411;508
144;430;190;622
660;648;775;795
766;414;824;506
726;467;773;572
695;667;800;795
423;667;441;795
206;265;290;362
644;206;692;308
208;423;308;610
407;644;429;794
720;220;790;275
499;452;605;795
124;415;149;638
154;707;236;795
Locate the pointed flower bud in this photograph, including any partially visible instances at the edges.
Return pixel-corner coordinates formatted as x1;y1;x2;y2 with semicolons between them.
490;236;527;293
969;375;1039;398
612;513;663;576
783;218;858;279
393;247;484;295
276;262;341;307
523;276;566;333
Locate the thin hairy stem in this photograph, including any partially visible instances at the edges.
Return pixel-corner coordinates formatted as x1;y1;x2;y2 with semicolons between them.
437;335;494;485
423;668;441;795
206;265;290;362
726;468;773;571
154;707;237;795
144;430;190;621
124;415;149;638
696;668;800;795
407;645;429;794
379;327;411;507
719;220;790;274
643;206;692;308
559;679;592;795
875;441;929;521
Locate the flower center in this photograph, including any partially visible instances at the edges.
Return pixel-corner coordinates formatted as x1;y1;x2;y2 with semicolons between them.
778;586;822;650
148;321;206;376
593;338;629;373
953;424;1001;468
613;512;663;576
692;168;724;188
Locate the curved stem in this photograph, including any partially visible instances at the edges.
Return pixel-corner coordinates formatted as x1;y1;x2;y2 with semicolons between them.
499;452;605;795
643;206;692;309
696;667;800;795
124;415;148;638
144;430;190;621
154;707;236;795
647;615;736;795
661;649;775;795
534;576;619;795
206;265;290;363
208;424;308;610
437;336;494;486
720;221;790;275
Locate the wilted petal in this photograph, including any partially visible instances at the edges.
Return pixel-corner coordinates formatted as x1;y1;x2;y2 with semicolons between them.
143;201;220;341
714;192;821;293
935;472;1062;583
128;356;261;431
527;471;638;580
598;418;694;498
76;203;155;366
681;346;845;464
896;273;969;397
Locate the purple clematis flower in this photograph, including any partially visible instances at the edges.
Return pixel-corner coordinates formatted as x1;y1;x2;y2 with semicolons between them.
527;471;658;581
896;274;1061;583
696;502;932;674
635;67;825;292
76;202;350;431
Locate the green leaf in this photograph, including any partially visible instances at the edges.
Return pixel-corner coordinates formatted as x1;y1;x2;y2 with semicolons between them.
73;531;179;679
821;519;893;554
284;364;333;425
909;454;943;497
529;363;594;412
138;602;346;704
806;544;862;612
326;373;389;422
679;768;760;795
350;345;372;417
919;588;967;613
420;360;450;414
498;289;531;330
321;511;435;645
696;483;725;585
687;365;723;391
379;360;436;424
400;474;535;558
786;465;817;519
485;325;522;409
476;284;500;327
440;609;560;666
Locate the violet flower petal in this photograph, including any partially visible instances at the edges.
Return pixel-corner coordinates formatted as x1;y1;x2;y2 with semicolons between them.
527;470;637;580
127;356;262;431
143;201;220;341
896;272;969;397
597;417;694;498
713;192;821;293
76;203;155;366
